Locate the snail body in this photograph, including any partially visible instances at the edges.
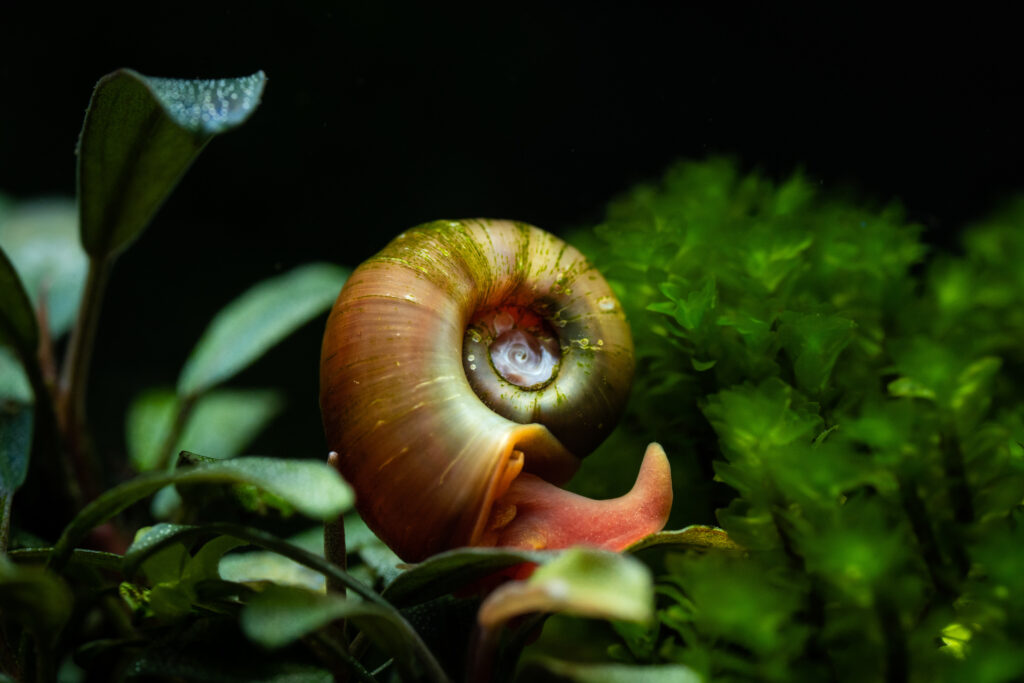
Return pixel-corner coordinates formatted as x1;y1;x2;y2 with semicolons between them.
320;219;671;562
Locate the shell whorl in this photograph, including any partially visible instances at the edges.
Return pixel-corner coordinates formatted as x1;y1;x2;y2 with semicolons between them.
319;218;635;562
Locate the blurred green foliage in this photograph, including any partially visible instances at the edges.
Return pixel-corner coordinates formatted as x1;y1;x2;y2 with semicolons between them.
570;159;1024;682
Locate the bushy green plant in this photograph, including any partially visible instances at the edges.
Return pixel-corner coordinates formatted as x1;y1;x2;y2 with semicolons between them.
564;159;1024;682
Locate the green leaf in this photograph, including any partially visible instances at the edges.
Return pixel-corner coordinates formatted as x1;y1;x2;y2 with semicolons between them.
241;584;449;683
77;69;265;258
7;548;122;573
0;346;33;403
123;523;373;604
177;263;348;398
522;657;702;683
51;457;353;568
0;556;73;640
0;246;38;361
0;399;32;497
703;378;824;459
219;548;326;591
777;311;856;394
122;617;333;683
126;388;283;471
651;278;717;331
0;197;86;337
477;548;654;629
382;546;551;607
625;525;743;553
123;522;448;683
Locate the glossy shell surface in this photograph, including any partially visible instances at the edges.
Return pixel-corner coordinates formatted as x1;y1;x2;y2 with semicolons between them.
319;219;633;561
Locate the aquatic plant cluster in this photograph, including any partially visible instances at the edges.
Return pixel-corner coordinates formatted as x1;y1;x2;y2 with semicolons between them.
1;68;1022;682
566;159;1024;681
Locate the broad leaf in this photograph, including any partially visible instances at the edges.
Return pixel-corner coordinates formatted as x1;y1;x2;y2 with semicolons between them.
0;348;32;403
0;557;73;641
0;246;38;361
478;548;654;629
625;525;743;553
78;69;265;258
7;548;123;573
122;617;332;683
0;197;86;337
521;658;702;683
220;526;325;590
0;401;33;498
383;546;550;607
124;523;449;682
123;523;374;603
127;388;283;471
177;263;348;398
241;584;450;683
51;457;353;568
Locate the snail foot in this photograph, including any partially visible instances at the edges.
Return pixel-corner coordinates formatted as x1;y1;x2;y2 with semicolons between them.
480;442;672;552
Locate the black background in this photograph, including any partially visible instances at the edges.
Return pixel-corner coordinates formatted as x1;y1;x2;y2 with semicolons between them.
2;4;1021;467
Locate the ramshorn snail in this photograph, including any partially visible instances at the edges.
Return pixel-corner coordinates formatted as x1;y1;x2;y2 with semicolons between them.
320;219;672;562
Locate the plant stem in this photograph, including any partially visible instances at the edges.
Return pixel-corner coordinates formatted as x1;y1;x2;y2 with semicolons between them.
58;254;112;501
325;452;348;596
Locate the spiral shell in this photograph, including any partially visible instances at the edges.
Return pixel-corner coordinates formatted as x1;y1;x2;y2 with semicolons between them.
320;219;666;562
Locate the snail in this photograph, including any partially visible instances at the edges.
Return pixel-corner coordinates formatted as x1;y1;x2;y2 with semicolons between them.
320;219;672;562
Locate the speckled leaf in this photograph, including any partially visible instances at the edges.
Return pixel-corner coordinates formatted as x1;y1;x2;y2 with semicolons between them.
0;198;86;337
0;246;38;362
625;525;743;553
177;263;348;398
478;548;653;629
126;388;283;471
51;457;353;568
78;69;265;258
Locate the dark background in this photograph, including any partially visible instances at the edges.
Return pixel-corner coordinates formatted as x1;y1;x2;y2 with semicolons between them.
2;5;1021;468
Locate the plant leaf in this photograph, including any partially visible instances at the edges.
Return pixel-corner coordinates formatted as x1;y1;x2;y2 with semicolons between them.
122;617;332;683
7;548;123;573
521;657;702;683
0;246;38;361
382;546;551;607
77;69;265;258
241;584;450;683
127;388;283;471
0;348;32;404
0;197;86;337
625;525;743;553
0;557;73;641
478;548;654;629
51;457;353;568
123;522;449;683
177;263;348;398
0;400;32;498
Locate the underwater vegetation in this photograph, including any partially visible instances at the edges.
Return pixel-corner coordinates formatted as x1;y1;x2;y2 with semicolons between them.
1;69;1023;682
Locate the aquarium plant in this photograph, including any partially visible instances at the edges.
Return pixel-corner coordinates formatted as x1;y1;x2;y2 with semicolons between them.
1;70;1023;683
